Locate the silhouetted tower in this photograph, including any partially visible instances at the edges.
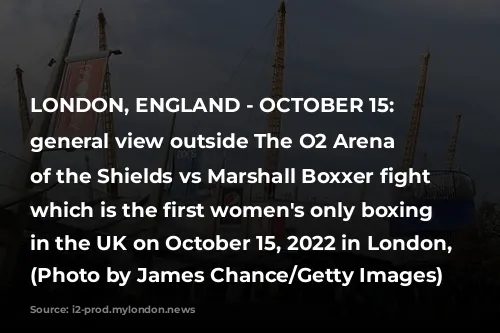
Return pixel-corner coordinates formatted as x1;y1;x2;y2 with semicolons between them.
446;112;462;170
15;65;31;142
401;51;430;170
420;151;427;170
98;8;118;197
264;1;286;200
1;2;82;297
359;183;367;202
85;154;94;201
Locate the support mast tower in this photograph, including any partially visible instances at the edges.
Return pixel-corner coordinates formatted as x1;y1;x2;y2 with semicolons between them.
401;51;430;170
15;65;31;142
98;9;119;197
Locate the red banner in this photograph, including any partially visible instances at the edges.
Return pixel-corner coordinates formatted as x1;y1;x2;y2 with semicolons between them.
53;57;108;137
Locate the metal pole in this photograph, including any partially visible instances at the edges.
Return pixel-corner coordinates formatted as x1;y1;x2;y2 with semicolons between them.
0;6;82;297
211;150;228;239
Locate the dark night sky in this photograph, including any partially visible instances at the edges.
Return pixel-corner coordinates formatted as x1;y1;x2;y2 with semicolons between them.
0;0;498;202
